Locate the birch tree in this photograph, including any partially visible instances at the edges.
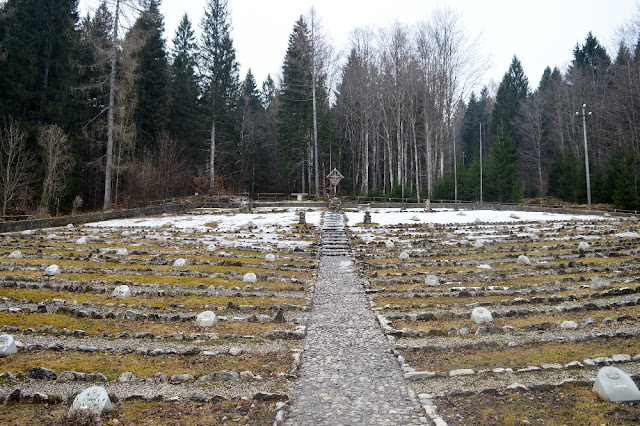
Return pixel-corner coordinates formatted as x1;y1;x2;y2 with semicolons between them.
0;118;33;217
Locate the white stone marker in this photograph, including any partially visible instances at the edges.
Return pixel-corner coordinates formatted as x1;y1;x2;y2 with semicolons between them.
516;255;531;266
43;264;60;276
69;386;114;415
115;248;128;256
196;311;218;327
578;241;590;250
112;285;131;298
76;237;87;245
399;251;410;261
7;250;22;259
385;240;395;249
425;275;440;286
592;366;640;402
206;244;217;252
0;334;17;355
471;307;493;324
173;258;187;267
265;253;276;262
243;272;257;283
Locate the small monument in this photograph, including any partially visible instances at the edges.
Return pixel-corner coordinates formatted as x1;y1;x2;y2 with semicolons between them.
173;258;187;267
326;168;344;211
69;386;114;416
112;285;131;298
363;211;372;224
424;199;432;212
243;272;257;283
238;197;253;213
593;366;640;402
298;211;306;225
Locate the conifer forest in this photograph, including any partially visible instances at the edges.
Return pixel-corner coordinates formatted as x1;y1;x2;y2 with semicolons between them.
1;0;639;216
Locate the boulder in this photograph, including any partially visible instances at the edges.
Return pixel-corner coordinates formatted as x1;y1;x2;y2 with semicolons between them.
578;241;590;250
76;237;87;245
471;307;493;324
195;311;217;327
7;251;22;259
424;275;439;286
590;277;610;289
173;258;187;267
112;285;131;298
43;264;60;276
265;253;276;262
69;386;114;415
27;367;57;380
593;366;640;402
243;272;257;284
399;251;410;261
516;255;531;266
385;240;395;249
0;334;17;355
115;248;128;256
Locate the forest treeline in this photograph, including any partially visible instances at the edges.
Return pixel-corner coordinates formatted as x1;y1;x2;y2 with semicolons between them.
1;0;639;217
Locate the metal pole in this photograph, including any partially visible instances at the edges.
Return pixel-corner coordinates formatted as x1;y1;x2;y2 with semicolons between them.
576;104;592;210
453;126;458;208
479;122;483;206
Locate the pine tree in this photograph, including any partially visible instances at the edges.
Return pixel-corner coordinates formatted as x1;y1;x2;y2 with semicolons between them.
130;0;169;153
485;123;521;203
277;16;312;193
168;13;201;164
0;0;79;130
200;0;239;193
490;56;529;142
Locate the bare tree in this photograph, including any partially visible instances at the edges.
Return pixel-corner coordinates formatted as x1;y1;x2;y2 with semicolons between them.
516;94;547;194
38;124;74;215
0;118;33;218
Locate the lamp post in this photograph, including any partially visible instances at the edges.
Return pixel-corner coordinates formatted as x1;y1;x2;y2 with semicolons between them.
575;104;592;210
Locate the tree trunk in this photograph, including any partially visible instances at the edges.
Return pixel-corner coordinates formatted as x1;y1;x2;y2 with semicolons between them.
209;121;215;193
104;0;120;211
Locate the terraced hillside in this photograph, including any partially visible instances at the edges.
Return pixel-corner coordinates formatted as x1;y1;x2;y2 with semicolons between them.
0;208;320;425
347;208;640;425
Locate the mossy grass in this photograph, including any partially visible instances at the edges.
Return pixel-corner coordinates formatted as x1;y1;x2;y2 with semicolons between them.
0;312;296;338
438;382;640;425
400;336;640;372
0;350;292;380
392;303;640;333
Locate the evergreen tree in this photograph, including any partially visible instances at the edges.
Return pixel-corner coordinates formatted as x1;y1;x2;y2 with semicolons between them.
490;56;529;142
460;87;489;165
0;0;79;131
277;16;312;193
168;13;201;163
485;123;521;203
130;0;169;153
200;0;239;193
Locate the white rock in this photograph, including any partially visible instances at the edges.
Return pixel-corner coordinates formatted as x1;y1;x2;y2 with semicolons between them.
385;240;395;249
7;250;22;259
68;386;114;415
206;244;217;252
46;233;56;240
578;241;590;250
115;248;128;256
509;213;520;219
612;354;632;363
21;230;32;235
560;320;578;329
76;237;87;245
473;240;484;249
243;272;257;283
471;307;493;324
43;264;60;276
173;258;187;267
477;264;492;269
121;230;131;237
196;311;218;327
0;334;17;355
399;251;410;261
590;277;610;289
66;223;74;229
424;275;439;286
264;253;276;262
593;366;640;402
449;368;475;376
411;215;420;221
516;255;531;266
112;285;131;298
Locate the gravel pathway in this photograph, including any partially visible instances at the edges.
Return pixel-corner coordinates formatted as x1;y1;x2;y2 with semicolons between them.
286;212;426;425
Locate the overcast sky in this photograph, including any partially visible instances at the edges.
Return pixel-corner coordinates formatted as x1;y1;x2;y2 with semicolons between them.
81;0;638;92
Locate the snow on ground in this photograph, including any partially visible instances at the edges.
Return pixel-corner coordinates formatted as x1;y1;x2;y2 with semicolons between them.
344;208;607;227
84;207;322;250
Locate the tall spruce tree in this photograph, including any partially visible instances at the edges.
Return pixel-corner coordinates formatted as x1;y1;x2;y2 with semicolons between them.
0;0;79;130
130;0;169;153
200;0;239;193
485;123;521;203
490;56;529;142
168;13;201;163
277;16;312;193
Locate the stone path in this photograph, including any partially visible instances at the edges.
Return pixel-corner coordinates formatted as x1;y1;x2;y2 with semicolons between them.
286;212;426;425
